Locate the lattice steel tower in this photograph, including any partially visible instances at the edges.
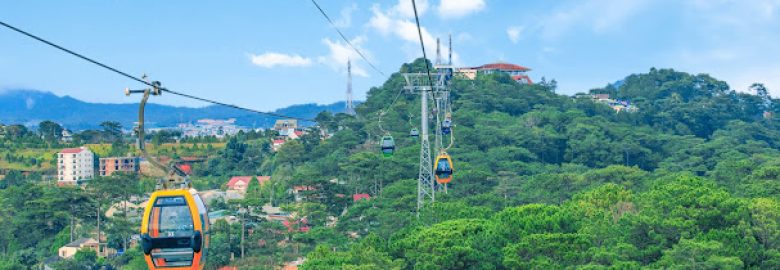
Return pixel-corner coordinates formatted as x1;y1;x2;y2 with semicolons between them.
403;70;448;215
345;59;355;115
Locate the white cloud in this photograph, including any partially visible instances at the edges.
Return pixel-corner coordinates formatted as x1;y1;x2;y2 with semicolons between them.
438;0;485;19
506;26;523;44
367;3;459;65
318;37;370;77
527;0;651;40
249;52;312;68
728;66;780;96
394;0;429;18
333;3;358;28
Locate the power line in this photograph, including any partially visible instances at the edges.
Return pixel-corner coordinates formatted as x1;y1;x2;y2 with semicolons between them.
411;0;435;91
0;20;317;122
310;0;386;77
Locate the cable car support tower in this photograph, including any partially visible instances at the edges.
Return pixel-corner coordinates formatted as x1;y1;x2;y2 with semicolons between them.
403;63;449;215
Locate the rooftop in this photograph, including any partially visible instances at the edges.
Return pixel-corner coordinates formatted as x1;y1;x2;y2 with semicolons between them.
475;62;531;72
60;147;87;154
227;176;271;188
64;238;96;248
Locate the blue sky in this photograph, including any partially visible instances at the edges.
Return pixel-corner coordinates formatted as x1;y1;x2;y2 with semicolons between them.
1;0;779;110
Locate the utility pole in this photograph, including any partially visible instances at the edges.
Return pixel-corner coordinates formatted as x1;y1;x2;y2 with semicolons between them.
239;205;246;259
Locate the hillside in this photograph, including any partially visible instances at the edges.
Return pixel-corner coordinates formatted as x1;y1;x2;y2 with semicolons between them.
0;89;353;130
276;60;780;269
2;59;780;269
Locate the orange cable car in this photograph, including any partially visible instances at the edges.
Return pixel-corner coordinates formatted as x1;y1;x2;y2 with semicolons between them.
434;152;454;184
141;189;209;270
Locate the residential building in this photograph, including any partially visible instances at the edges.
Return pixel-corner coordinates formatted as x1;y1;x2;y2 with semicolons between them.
61;129;73;142
273;119;298;132
454;67;477;80
178;118;246;138
99;156;140;176
58;238;116;259
291;185;317;202
580;93;638;113
226;176;271;193
353;193;370;202
57;147;94;185
272;139;286;151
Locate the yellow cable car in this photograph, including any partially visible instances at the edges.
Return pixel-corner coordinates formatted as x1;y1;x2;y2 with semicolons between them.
141;189;209;270
434;152;454;184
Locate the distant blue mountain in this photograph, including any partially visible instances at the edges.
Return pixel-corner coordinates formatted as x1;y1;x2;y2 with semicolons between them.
0;89;355;130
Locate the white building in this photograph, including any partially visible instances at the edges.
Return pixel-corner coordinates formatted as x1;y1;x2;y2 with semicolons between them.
57;147;94;185
178;118;246;138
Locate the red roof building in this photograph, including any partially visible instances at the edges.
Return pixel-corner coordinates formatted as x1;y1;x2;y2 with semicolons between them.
455;62;533;84
176;164;192;175
226;176;270;192
60;147;87;154
353;193;370;202
475;63;531;72
282;218;310;233
475;62;533;84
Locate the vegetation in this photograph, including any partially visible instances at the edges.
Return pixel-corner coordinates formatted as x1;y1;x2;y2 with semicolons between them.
2;59;780;269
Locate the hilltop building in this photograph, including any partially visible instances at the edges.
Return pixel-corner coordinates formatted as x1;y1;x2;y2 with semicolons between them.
576;93;638;113
61;129;73;143
454;62;533;84
271;119;306;151
58;147;94;186
274;119;298;131
99;156;140;176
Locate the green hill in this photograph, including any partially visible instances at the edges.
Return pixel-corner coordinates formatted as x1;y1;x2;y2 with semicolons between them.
276;59;780;269
2;59;780;269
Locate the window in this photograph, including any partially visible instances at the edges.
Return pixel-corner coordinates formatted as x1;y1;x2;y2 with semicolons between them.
148;196;195;267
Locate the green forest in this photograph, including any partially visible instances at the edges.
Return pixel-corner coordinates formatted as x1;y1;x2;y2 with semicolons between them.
2;58;780;269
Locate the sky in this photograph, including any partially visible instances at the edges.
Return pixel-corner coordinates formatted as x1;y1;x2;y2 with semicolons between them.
1;0;779;111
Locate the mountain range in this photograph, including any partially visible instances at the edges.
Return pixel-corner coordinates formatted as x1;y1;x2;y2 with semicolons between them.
0;89;353;130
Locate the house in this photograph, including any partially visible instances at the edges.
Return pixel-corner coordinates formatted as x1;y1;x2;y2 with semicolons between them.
61;129;73;143
57;147;94;186
172;156;205;175
176;163;193;175
272;139;286;151
226;176;270;193
99;156;140;176
586;94;638;113
282;217;310;233
58;238;116;259
273;119;298;132
353;193;370;202
291;185;317;202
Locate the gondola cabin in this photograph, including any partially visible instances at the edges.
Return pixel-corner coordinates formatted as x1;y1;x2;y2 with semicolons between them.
442;119;452;135
380;135;395;157
434;153;454;184
410;128;419;137
141;189;209;270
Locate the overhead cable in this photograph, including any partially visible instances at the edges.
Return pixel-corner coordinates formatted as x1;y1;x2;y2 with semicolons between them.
0;20;317;122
